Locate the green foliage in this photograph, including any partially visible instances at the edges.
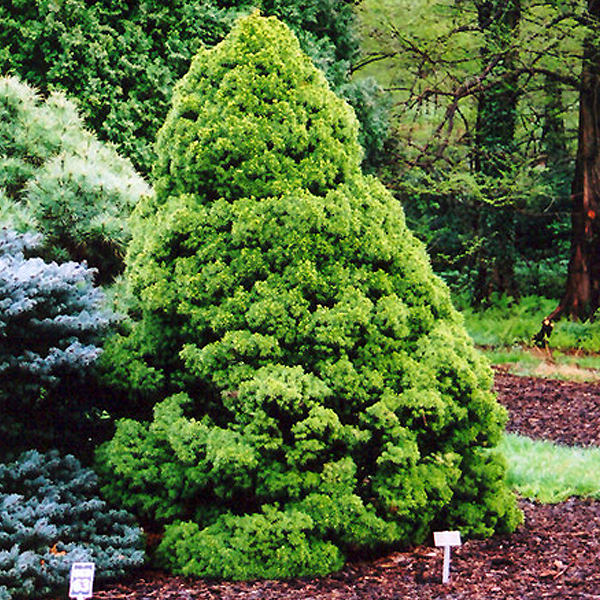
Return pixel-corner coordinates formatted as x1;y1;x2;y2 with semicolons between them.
461;294;600;352
550;320;600;353
513;256;568;301
0;0;241;174
461;295;558;347
355;0;577;300
500;434;600;503
0;229;116;458
0;450;144;600
0;0;387;174
157;506;344;580
98;14;521;580
152;17;363;203
0;76;149;282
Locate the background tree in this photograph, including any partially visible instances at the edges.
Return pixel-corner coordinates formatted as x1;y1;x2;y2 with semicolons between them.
0;0;388;174
354;0;582;302
0;229;116;459
472;0;521;300
98;14;520;580
0;76;149;282
547;0;600;322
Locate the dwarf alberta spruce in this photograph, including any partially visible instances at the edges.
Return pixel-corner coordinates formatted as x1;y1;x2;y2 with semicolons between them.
0;450;144;600
97;14;522;580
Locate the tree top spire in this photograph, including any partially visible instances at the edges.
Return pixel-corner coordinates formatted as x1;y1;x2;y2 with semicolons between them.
153;12;363;203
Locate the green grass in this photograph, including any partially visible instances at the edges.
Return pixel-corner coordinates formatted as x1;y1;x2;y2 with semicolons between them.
465;297;600;503
483;347;542;369
460;296;552;347
460;295;600;352
500;434;600;503
564;354;600;370
479;346;600;380
457;295;600;380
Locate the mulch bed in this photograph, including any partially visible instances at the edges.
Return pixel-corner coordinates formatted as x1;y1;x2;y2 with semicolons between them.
93;371;600;600
495;368;600;447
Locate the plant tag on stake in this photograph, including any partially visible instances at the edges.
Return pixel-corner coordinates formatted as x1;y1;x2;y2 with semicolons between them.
69;562;95;599
434;531;461;584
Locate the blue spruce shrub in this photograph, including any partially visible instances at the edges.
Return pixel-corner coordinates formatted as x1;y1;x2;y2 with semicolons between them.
0;450;144;600
98;15;521;580
0;228;116;458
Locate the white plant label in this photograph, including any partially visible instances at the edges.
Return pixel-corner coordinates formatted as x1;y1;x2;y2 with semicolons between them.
69;562;95;599
434;531;462;584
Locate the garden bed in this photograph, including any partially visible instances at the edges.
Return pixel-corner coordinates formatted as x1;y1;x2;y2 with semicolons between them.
92;372;600;600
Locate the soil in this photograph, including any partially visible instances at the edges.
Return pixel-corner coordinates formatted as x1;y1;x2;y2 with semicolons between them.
93;370;600;600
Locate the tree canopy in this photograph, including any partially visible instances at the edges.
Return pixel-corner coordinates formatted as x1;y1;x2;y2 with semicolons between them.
354;0;581;303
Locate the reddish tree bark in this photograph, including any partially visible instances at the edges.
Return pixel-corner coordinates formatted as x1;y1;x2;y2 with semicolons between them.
548;0;600;324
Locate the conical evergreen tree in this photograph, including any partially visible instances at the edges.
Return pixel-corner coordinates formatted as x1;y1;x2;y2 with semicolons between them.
98;13;521;579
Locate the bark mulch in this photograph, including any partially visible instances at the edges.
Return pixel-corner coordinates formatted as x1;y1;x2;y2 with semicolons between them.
495;368;600;447
93;371;600;600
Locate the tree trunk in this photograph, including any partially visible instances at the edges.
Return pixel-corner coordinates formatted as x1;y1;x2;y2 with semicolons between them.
541;76;568;168
548;0;600;323
472;0;521;302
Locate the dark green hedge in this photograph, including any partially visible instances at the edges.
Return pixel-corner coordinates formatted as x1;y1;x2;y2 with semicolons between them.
0;0;386;174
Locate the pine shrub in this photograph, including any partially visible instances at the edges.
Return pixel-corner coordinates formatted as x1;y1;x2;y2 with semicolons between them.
98;14;522;580
0;450;144;600
0;76;149;282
